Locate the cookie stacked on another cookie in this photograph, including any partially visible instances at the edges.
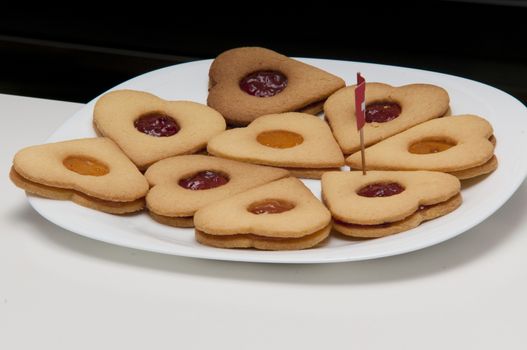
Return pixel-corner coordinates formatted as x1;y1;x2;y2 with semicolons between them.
322;171;462;238
208;47;345;126
207;112;345;179
145;155;289;227
94;89;226;170
10;138;149;214
346;115;497;179
194;177;332;250
324;82;450;154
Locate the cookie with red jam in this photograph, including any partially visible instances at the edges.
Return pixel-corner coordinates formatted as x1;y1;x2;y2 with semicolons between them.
93;89;226;170
322;171;462;238
207;47;345;126
324;83;450;154
144;155;289;227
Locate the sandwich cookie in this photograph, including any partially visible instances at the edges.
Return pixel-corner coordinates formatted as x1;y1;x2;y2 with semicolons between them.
324;82;449;154
322;171;462;238
145;155;289;227
346;115;497;179
208;47;345;125
10;138;149;214
207;112;345;179
194;177;332;250
94;89;226;170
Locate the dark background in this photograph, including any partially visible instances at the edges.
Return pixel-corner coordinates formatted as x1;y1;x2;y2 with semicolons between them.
1;0;526;104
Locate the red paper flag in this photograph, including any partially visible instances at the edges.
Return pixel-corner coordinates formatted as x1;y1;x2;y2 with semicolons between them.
355;73;366;130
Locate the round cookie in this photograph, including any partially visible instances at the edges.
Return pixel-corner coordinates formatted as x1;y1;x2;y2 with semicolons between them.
207;112;345;179
93;89;226;170
324;82;450;154
208;47;345;126
145;155;289;227
10;138;149;214
322;171;462;238
194;177;332;250
346;115;497;179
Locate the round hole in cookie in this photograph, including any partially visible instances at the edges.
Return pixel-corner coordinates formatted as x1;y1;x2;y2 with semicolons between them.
63;156;110;176
134;111;180;137
409;138;457;154
257;130;304;149
247;199;295;215
365;101;401;123
178;170;230;190
357;182;405;197
239;70;288;97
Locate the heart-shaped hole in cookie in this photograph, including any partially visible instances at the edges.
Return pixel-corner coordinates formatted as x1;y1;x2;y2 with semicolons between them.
134;111;180;137
63;156;110;176
365;101;402;123
247;199;296;214
409;137;457;154
239;70;288;97
357;182;405;197
178;170;230;190
257;130;304;149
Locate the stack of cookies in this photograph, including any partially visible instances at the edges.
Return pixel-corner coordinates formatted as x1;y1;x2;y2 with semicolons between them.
10;46;498;251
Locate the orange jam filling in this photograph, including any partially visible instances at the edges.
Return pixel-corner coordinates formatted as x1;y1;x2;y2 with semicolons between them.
248;199;295;214
409;138;456;154
63;156;109;176
257;130;304;149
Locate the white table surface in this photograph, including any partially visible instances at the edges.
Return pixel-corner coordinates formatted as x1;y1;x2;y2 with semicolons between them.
1;93;526;350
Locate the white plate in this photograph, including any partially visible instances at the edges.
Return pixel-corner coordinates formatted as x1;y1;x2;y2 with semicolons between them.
28;58;527;263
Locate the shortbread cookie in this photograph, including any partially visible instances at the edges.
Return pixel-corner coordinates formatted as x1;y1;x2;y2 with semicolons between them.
324;83;449;154
145;155;289;227
208;47;345;126
346;115;497;179
322;171;461;238
207;112;345;179
194;177;331;250
94;89;226;170
10;138;149;214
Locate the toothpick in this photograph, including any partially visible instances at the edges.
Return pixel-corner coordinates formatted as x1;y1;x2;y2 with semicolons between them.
359;128;366;175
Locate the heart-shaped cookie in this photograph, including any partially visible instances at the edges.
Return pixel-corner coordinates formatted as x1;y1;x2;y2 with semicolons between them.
207;47;345;126
322;171;461;237
346;115;497;179
145;155;289;227
93;89;226;170
324;83;450;154
10;138;149;214
194;177;331;250
207;112;345;179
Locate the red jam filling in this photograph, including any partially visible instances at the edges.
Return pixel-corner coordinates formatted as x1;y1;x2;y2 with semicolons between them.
239;71;288;97
178;170;229;190
357;182;405;197
365;102;401;123
134;112;180;137
248;199;295;214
